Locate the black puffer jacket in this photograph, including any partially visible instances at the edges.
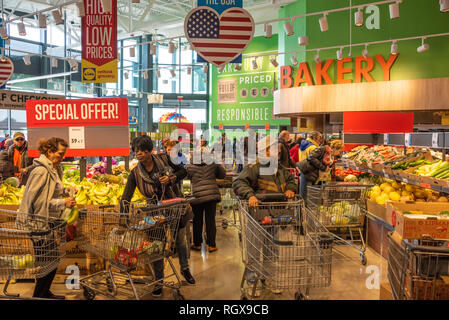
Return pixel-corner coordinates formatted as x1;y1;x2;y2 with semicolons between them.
186;163;226;206
0;150;13;180
298;146;328;183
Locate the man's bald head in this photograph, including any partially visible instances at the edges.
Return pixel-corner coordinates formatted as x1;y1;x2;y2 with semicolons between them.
279;130;290;142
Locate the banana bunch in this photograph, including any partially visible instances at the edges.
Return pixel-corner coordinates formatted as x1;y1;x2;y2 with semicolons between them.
0;184;25;205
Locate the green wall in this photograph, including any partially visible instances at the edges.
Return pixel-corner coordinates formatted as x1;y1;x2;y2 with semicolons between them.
209;35;290;138
278;0;449;83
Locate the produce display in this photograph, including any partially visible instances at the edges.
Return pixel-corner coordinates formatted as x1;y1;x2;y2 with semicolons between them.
335;167;363;180
402;210;449;217
0;254;39;273
318;201;363;225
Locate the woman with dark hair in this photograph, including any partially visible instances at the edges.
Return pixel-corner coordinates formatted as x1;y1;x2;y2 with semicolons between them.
18;137;74;299
120;135;195;297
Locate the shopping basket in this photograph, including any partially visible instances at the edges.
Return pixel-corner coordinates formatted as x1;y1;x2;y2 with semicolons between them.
238;194;333;300
387;232;449;300
77;198;191;300
0;209;66;299
306;182;371;265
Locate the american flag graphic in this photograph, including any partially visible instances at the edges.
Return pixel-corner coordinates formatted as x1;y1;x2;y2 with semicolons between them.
185;6;254;66
0;57;14;86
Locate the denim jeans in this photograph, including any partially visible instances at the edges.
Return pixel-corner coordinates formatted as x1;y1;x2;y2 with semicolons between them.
154;226;189;280
299;173;309;203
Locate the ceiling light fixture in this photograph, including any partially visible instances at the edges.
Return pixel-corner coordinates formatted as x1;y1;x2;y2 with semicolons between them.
336;47;343;60
441;0;449;12
187;66;192;75
124;71;129;79
170;68;176;77
283;20;294;36
391;41;398;54
52;57;58;68
143;71;148;79
218;65;225;72
0;27;8;40
355;7;363;26
417;37;429;53
314;50;321;64
168;41;175;54
76;2;85;17
38;13;46;29
203;64;208;73
101;0;112;13
18;19;26;36
234;64;241;71
52;9;63;25
319;13;329;32
129;46;135;57
270;58;278;67
252;58;258;69
290;56;298;65
150;43;156;55
362;44;370;58
264;23;272;38
23;55;31;66
389;1;400;19
298;36;308;46
157;69;161;78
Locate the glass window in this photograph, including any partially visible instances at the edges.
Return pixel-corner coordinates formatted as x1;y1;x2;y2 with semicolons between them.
193;65;207;94
180;66;192;94
9;39;41;56
0;110;8;134
47;24;66;47
157;44;175;65
9;22;43;42
10;110;27;134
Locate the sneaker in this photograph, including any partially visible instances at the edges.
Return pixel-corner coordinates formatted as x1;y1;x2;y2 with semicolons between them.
191;245;202;251
208;246;218;252
181;269;196;285
152;285;162;297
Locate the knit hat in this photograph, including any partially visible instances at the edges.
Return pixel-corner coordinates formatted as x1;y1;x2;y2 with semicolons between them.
13;132;25;140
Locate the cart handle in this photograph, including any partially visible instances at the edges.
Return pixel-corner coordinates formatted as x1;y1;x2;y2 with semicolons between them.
253;193;299;202
137;197;195;211
99;205;116;209
404;239;449;254
273;240;293;246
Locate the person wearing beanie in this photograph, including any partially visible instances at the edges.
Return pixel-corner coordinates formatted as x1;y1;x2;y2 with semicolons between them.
4;132;35;186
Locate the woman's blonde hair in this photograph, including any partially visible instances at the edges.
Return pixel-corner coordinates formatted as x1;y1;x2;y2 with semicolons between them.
330;139;344;151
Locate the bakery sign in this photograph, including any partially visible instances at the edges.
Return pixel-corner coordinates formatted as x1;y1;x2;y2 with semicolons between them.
0;90;63;110
280;54;398;88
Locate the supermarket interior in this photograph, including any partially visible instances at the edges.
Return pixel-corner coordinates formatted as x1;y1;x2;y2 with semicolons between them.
0;0;449;304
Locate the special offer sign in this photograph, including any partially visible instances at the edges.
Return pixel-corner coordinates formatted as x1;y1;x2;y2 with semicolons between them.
81;0;117;83
26;98;130;157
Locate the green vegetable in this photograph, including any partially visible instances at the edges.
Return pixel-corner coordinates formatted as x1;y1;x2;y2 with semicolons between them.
440;211;449;216
431;162;449;177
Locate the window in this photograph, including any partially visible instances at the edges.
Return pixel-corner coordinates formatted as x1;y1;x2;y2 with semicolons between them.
0;110;8;134
193;65;207;94
10;110;27;135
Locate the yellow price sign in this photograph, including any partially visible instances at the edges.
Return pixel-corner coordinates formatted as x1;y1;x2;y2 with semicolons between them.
442;112;449;126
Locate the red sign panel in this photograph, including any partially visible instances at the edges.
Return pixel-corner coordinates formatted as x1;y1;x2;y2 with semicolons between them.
343;112;413;134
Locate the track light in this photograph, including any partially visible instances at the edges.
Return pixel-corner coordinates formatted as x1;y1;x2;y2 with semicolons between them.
52;9;63;25
76;2;85;17
68;59;78;70
124;72;129;79
319;13;328;32
157;69;161;78
362;45;370;58
283;20;294;36
0;27;8;40
270;58;278;67
169;41;175;54
336;48;343;60
355;8;363;27
170;68;176;78
203;64;208;73
314;51;321;64
252;58;258;69
441;0;449;12
189;44;193;51
187;66;192;75
391;41;398;54
417;38;429;53
143;71;148;79
129;46;135;57
298;36;308;46
101;0;112;13
117;52;120;60
18;19;26;36
234;64;241;71
52;57;58;68
23;55;31;66
38;14;47;29
218;65;225;72
290;56;298;65
150;44;156;55
389;1;400;19
264;24;272;38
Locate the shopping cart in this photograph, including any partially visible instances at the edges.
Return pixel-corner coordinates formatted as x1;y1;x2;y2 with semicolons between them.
238;194;333;300
77;198;191;300
216;175;239;231
387;232;449;300
0;209;66;299
306;183;371;265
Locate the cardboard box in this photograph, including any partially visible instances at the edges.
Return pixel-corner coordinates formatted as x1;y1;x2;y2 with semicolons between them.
386;202;449;240
406;278;449;300
367;200;387;221
379;282;393;300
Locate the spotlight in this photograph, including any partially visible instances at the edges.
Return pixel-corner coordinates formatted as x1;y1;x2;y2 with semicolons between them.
68;59;78;70
150;44;156;55
391;41;398;54
143;71;148;79
218;65;225;72
170;68;176;78
52;9;63;25
355;8;363;27
38;13;47;29
336;48;343;60
23;55;31;66
203;64;208;73
124;72;129;79
290;56;298;65
314;51;321;64
283;20;294;36
252;58;258;69
319;13;328;32
187;66;192;75
441;0;449;12
76;2;85;17
417;38;429;53
169;41;175;54
129;46;135;57
52;57;58;68
18;19;26;36
362;45;370;58
0;27;8;40
270;58;278;67
234;64;241;71
298;36;308;46
389;1;400;19
101;0;112;13
264;24;272;38
157;69;161;78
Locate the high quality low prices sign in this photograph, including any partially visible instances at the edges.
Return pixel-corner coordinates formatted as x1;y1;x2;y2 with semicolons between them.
81;0;117;83
26;98;129;157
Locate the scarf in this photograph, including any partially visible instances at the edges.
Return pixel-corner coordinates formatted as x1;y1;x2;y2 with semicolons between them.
13;142;27;176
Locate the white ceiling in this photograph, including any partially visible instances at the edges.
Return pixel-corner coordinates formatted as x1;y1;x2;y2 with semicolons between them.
2;0;294;39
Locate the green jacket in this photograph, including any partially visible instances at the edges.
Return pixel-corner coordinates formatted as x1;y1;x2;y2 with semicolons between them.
232;162;297;200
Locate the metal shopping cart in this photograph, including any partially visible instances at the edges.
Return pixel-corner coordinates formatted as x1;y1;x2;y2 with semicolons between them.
387;232;449;300
306;183;371;265
0;209;66;299
77;198;190;300
216;175;239;231
238;194;333;300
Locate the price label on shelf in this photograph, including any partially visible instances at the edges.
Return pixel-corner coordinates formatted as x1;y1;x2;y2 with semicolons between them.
383;134;389;145
432;133;439;148
69;127;85;149
404;133;411;147
420;183;431;189
403;178;409;184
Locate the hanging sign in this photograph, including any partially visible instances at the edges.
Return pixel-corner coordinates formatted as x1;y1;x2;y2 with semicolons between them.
81;0;117;83
26;98;129;157
0;57;14;87
184;1;254;68
0;89;63;110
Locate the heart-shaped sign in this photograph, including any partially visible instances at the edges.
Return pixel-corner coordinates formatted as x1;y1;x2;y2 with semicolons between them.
0;56;14;87
184;6;255;68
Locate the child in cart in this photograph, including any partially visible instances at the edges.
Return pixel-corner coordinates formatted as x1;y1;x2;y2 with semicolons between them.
232;135;297;296
120;135;195;297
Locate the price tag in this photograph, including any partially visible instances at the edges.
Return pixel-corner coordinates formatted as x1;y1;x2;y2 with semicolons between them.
69;127;85;149
420;183;431;189
432;133;439;148
404;133;411;147
383;134;389;145
403;178;409;184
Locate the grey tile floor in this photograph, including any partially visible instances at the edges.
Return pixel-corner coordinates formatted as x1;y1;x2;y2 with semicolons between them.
1;210;388;300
